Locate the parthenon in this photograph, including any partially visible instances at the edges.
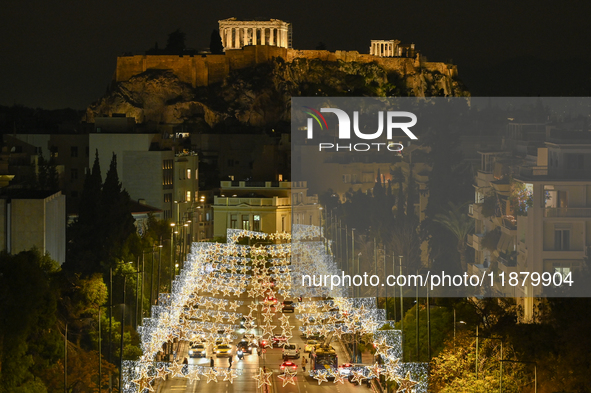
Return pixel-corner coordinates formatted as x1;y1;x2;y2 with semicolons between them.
218;18;292;50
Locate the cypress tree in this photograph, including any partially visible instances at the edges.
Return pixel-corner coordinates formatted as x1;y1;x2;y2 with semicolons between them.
99;153;136;269
209;29;224;54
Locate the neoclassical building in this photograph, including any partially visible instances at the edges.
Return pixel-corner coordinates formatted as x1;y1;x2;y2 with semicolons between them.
218;18;292;50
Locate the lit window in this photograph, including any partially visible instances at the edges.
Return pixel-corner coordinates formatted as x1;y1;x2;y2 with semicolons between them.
187;169;191;179
253;215;261;231
186;191;191;202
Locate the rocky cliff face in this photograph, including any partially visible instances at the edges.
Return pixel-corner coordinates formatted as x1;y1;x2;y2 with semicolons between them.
86;58;469;128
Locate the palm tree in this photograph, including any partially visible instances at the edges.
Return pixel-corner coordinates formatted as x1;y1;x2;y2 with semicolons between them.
433;202;474;271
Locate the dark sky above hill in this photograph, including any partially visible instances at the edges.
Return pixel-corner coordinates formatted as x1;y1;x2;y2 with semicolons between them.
1;0;590;109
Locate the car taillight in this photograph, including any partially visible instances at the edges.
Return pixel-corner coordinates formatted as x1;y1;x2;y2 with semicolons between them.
292;366;297;369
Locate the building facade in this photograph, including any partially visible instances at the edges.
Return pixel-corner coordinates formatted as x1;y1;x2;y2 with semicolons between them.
218;18;292;50
0;190;66;263
468;125;591;321
213;181;319;238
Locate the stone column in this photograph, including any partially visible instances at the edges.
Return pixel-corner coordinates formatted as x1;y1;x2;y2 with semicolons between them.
270;27;275;46
226;28;232;49
262;27;266;45
244;27;248;45
282;28;287;47
234;27;239;48
253;27;257;45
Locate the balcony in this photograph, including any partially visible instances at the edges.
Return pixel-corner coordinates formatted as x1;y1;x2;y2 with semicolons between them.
544;207;591;218
469;203;483;219
471;233;484;251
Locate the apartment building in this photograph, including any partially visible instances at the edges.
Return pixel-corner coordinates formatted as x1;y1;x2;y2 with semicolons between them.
468;125;591;320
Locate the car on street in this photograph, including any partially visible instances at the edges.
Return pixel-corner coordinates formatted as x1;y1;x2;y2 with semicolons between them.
188;343;206;358
282;344;300;359
237;339;253;354
280;360;298;373
281;300;295;313
215;344;233;357
263;296;278;306
304;339;319;353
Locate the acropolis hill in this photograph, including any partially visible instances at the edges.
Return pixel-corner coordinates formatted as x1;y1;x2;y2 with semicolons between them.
117;17;458;90
88;18;468;127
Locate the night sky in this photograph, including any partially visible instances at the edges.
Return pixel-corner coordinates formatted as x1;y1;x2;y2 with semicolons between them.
1;0;590;109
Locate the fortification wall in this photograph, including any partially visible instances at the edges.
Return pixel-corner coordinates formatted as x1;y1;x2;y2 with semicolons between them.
115;45;456;87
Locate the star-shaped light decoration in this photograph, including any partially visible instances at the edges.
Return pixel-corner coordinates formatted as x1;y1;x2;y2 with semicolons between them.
383;358;401;382
374;337;394;357
168;361;185;378
278;369;297;387
331;369;346;384
313;370;329;385
278;313;291;326
154;365;169;380
261;323;276;337
396;371;418;392
228;301;240;311
131;374;155;392
222;369;238;384
203;368;218;383
225;313;239;324
221;286;233;297
332;325;346;339
263;312;274;323
253;368;273;388
350;370;367;384
186;369;201;383
366;363;383;379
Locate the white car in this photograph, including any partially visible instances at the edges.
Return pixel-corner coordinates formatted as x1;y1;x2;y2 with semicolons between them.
282;344;300;359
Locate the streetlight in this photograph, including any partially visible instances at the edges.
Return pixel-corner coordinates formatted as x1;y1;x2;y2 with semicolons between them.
356;252;362;298
119;268;143;380
170;223;176;291
158;242;163;302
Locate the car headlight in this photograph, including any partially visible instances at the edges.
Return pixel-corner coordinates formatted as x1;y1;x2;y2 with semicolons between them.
189;350;194;354
201;350;206;354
